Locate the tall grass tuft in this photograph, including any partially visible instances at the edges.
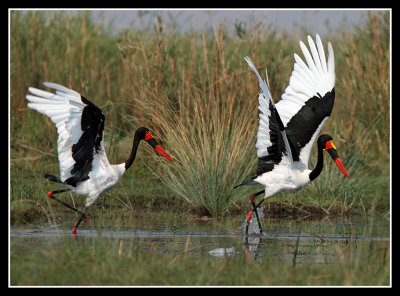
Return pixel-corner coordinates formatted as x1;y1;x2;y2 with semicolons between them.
117;19;295;216
141;89;259;217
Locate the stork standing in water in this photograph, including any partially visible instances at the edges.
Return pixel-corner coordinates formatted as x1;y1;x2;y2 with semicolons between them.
26;83;173;234
236;34;349;235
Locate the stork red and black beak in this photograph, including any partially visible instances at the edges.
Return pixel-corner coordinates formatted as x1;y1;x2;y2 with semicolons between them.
325;140;349;178
145;132;173;162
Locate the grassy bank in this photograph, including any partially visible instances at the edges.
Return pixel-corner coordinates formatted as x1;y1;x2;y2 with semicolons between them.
10;242;390;286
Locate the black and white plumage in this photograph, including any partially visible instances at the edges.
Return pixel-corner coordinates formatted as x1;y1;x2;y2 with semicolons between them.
237;35;349;234
26;82;173;233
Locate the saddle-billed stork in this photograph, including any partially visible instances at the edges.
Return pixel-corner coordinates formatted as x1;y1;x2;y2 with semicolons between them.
26;82;173;234
236;34;349;235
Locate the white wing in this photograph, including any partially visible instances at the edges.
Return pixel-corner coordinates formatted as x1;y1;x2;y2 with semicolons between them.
26;82;107;184
275;34;335;166
245;57;292;174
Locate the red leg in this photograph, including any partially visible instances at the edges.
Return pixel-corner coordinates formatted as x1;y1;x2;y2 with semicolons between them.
72;207;88;234
245;190;265;235
47;190;87;233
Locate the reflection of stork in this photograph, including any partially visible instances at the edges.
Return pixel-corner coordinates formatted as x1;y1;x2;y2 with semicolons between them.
236;35;349;235
245;233;263;260
26;82;173;234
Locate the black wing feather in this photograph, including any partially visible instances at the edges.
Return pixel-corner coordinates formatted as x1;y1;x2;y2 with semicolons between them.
256;100;287;176
235;100;287;188
65;96;105;186
284;88;335;162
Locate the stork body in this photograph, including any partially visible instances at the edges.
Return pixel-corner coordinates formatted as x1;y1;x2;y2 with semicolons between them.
238;35;349;234
26;83;173;233
254;161;311;196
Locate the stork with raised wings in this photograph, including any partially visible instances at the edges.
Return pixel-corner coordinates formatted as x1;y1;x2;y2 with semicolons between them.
236;34;349;235
26;83;173;234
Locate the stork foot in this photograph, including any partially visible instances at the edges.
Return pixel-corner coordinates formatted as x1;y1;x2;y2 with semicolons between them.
245;190;266;236
71;207;88;234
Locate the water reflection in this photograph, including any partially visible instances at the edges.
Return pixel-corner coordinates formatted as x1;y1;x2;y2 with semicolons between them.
243;216;388;264
10;216;389;265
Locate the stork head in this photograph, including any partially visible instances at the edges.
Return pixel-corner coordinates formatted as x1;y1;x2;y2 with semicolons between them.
135;127;173;162
318;134;349;178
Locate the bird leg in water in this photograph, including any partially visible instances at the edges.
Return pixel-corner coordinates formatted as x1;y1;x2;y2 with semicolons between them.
48;190;87;232
245;189;265;235
72;207;88;234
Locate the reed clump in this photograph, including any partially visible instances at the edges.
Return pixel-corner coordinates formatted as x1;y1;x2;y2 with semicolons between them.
116;16;304;216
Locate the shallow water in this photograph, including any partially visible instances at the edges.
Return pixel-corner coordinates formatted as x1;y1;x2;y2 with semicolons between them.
10;216;389;265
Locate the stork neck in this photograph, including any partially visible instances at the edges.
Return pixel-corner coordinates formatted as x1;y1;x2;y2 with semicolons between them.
309;144;324;181
125;136;141;170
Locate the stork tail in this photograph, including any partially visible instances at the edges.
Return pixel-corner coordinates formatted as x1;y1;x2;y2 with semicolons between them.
44;174;62;183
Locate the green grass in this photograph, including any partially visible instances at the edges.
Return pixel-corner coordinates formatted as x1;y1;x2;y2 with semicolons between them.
11;246;390;286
